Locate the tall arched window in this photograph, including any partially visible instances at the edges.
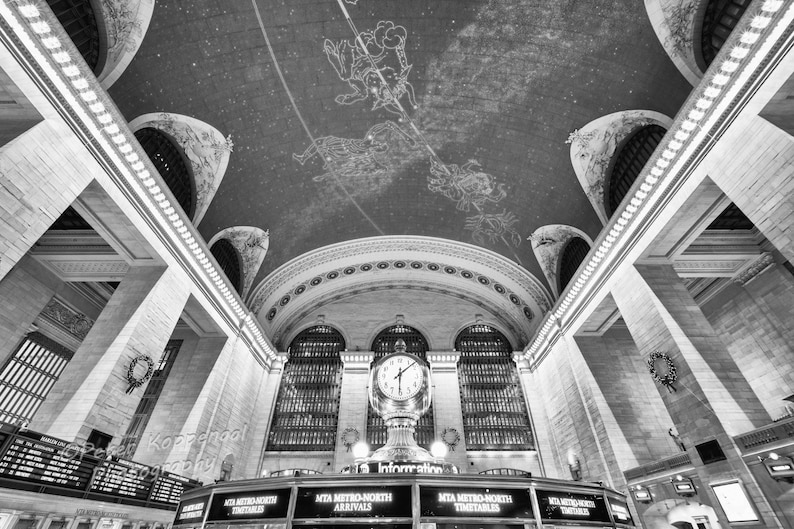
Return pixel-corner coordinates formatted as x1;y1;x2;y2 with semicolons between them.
46;0;101;72
367;325;434;447
559;237;591;292
267;326;344;451
134;127;196;218
210;239;243;295
606;125;666;216
700;0;751;68
456;325;534;450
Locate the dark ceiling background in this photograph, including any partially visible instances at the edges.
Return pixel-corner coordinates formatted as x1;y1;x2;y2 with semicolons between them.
109;0;691;287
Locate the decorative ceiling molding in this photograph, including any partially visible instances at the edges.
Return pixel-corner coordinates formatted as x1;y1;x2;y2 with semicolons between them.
528;225;594;299
208;226;270;302
250;236;553;345
95;0;154;88
129;112;233;225
645;0;702;85
567;110;673;225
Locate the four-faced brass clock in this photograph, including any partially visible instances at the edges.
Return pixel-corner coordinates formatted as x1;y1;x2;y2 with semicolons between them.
377;353;423;400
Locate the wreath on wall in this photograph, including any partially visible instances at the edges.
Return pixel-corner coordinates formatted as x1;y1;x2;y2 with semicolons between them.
125;354;155;394
341;427;360;451
647;351;677;392
442;428;461;451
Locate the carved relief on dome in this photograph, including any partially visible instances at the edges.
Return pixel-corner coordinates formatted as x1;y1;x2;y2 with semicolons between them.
129;113;233;225
567;110;672;225
528;225;593;299
208;227;270;302
646;0;701;85
96;0;155;88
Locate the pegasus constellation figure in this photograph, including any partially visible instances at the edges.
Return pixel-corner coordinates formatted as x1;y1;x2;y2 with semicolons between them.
293;121;415;182
323;21;417;118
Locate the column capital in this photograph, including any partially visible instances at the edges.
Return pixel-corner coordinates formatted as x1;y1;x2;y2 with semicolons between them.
267;352;289;374
427;351;461;371
340;350;374;370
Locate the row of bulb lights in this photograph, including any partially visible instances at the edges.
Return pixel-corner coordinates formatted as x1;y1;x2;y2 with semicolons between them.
3;1;277;361
526;0;789;363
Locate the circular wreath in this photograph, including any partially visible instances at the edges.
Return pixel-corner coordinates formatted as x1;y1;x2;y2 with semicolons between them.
647;351;677;392
341;427;359;451
441;428;461;451
125;355;155;394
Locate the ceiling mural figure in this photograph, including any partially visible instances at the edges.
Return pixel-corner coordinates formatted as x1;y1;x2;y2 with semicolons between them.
323;20;417;118
428;158;507;213
465;211;521;249
293;121;416;182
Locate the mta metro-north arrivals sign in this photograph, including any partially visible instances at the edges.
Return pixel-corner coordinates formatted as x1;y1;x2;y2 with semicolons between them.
420;486;534;518
294;486;412;518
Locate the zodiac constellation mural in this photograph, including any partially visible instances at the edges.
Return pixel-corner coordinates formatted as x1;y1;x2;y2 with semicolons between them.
323;21;417;119
295;11;522;250
293;121;415;182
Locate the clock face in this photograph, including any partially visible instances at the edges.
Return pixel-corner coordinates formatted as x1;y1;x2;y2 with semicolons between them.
377;354;424;401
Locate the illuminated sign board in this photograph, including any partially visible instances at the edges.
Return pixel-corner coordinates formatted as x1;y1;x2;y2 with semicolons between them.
354;461;447;474
608;498;634;525
0;431;94;490
535;490;610;522
294;486;412;518
207;489;291;521
174;495;211;524
420;486;534;518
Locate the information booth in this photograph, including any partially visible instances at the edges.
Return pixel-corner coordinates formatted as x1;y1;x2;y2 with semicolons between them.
172;474;635;529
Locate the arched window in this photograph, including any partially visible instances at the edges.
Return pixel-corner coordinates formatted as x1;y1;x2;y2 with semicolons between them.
559;237;591;292
367;325;434;447
45;0;101;72
606;125;666;216
267;326;344;451
707;203;754;230
210;239;243;294
700;0;752;68
456;324;534;451
134;127;195;218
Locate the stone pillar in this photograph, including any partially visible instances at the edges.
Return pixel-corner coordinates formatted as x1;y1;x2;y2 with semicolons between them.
239;353;286;479
427;351;466;470
611;262;780;527
333;351;374;471
708;115;794;262
514;354;551;477
0;121;93;281
0;256;61;366
31;265;190;443
131;335;229;467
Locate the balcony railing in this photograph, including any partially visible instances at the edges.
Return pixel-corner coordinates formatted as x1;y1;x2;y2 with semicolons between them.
734;416;794;453
624;452;692;481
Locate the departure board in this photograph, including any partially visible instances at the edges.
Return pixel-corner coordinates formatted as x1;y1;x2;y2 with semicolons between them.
89;460;153;500
0;431;94;490
150;473;192;504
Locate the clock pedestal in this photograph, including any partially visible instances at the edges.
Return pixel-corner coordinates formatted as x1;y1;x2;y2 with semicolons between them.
369;416;435;462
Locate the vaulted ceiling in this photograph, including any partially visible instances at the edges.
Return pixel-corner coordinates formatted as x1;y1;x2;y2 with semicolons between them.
108;0;691;290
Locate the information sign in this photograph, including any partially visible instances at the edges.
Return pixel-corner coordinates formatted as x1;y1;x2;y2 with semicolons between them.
295;486;412;518
609;498;634;525
420;486;534;518
207;488;291;521
535;489;611;523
